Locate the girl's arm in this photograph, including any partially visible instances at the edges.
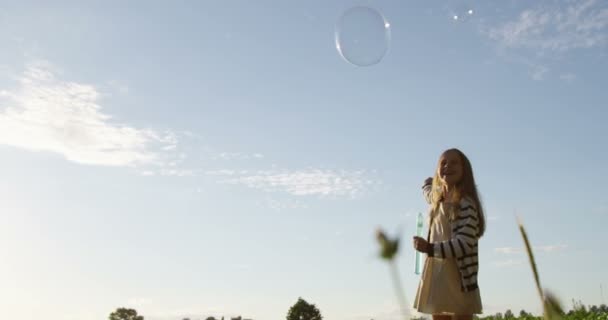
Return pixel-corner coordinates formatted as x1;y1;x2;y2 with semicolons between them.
428;204;479;259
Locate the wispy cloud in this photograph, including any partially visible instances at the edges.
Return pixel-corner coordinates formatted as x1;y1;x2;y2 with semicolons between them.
493;259;523;267
494;244;567;254
214;152;264;160
559;73;577;82
487;215;500;221
483;0;607;80
535;244;569;252
0;61;177;167
494;247;521;254
0;61;379;187
127;297;151;307
488;0;608;52
256;197;308;211
531;65;549;80
206;168;378;198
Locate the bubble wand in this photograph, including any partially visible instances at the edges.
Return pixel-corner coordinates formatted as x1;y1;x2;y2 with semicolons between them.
415;212;424;275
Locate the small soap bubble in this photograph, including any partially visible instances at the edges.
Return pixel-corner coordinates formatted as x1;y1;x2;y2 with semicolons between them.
449;2;475;23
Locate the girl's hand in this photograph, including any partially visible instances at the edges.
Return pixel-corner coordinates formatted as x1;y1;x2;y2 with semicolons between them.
413;236;432;254
424;177;433;186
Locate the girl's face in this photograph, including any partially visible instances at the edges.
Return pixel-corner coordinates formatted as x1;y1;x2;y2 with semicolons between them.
437;151;463;187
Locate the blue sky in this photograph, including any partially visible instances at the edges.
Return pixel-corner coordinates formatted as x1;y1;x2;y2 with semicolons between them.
0;1;607;319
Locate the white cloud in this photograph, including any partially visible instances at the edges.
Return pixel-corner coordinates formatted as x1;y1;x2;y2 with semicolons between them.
531;65;549;80
493;259;523;267
205;169;240;176
161;144;177;151
559;73;577;82
494;247;521;254
483;0;607;79
534;244;568;252
494;244;567;254
157;168;195;177
488;0;608;52
0;61;177;167
208;168;378;198
215;152;264;160
256;197;308;211
127;297;151;307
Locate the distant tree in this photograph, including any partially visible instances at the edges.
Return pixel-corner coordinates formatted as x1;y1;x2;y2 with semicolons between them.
504;309;514;319
573;299;587;312
206;317;217;320
494;312;503;320
519;309;530;317
286;297;323;320
109;308;144;320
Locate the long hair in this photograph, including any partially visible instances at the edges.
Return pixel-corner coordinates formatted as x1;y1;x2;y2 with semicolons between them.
430;148;486;237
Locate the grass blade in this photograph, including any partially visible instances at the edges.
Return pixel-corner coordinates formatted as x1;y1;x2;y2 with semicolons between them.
517;217;544;300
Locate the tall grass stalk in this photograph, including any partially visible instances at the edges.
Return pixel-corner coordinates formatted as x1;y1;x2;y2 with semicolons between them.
517;217;564;320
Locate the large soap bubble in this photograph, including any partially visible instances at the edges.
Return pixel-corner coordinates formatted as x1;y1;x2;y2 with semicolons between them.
335;6;391;67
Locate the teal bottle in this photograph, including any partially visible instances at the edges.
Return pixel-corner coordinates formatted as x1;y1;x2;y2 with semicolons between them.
415;212;424;275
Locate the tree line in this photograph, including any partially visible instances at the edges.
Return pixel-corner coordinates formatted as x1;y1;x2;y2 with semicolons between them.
108;297;323;320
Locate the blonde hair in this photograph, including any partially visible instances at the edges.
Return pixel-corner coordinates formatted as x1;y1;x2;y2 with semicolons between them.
430;148;486;237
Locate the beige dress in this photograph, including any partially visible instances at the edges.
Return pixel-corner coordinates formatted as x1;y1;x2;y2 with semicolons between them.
413;203;482;315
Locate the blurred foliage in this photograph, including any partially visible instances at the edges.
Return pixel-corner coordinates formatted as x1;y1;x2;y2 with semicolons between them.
474;304;608;320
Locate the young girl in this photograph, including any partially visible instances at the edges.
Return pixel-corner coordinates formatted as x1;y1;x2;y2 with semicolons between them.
412;148;486;320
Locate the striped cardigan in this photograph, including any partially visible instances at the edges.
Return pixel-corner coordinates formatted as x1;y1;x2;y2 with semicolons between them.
422;184;480;292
